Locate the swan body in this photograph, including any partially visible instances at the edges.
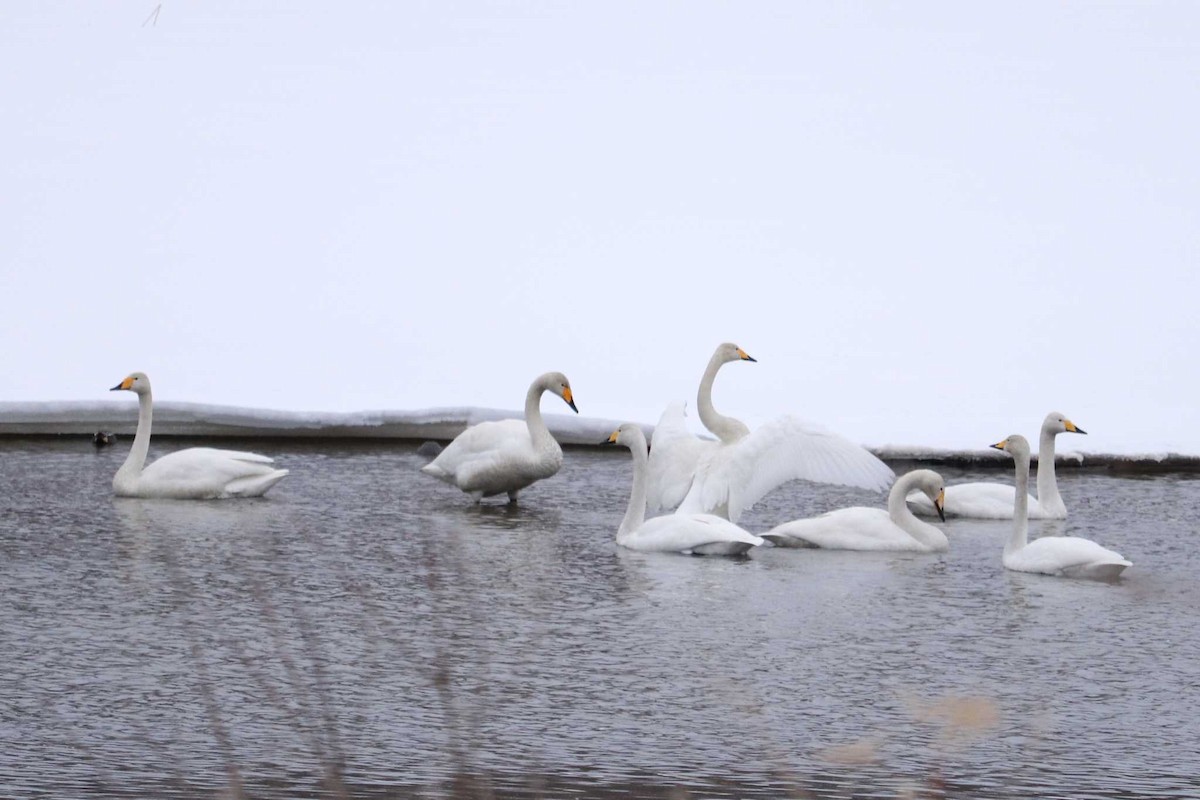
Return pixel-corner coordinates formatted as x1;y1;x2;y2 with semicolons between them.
992;434;1130;580
763;469;948;552
908;412;1085;519
110;372;288;499
607;424;763;555
421;372;577;502
648;343;894;521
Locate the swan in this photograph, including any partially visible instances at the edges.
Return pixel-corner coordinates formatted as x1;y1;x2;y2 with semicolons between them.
420;371;577;503
110;372;289;499
991;434;1130;580
762;469;948;551
647;343;894;522
908;412;1086;519
606;424;763;555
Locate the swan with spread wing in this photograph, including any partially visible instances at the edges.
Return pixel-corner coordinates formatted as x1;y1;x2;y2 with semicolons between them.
647;343;894;522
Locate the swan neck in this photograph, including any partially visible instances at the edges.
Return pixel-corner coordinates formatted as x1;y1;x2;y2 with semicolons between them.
1010;453;1031;552
696;352;748;443
619;440;649;539
1036;426;1063;512
888;473;944;548
524;380;554;449
119;390;153;478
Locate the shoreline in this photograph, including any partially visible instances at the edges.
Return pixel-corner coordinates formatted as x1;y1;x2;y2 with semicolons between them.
2;401;1198;472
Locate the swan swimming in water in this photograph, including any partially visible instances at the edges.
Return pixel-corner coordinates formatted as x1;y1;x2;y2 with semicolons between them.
110;372;289;499
763;469;948;552
992;434;1130;580
908;412;1086;519
606;423;763;555
421;371;577;503
647;343;894;522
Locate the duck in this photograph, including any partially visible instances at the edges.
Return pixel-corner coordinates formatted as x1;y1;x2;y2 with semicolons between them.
908;412;1086;519
991;434;1130;580
606;423;763;555
110;372;288;499
646;343;894;522
763;469;948;551
421;371;577;503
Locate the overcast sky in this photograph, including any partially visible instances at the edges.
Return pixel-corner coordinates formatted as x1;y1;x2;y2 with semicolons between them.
2;2;1197;453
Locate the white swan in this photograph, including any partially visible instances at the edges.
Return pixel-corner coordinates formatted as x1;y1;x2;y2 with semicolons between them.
762;469;948;551
992;434;1130;580
110;372;289;499
647;343;894;522
606;424;763;555
420;371;577;503
908;412;1086;519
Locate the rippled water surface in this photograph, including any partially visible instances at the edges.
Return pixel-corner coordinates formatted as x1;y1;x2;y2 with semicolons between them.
2;437;1199;799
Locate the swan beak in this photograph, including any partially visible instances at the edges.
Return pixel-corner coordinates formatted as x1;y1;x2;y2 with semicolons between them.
989;439;1008;451
1065;420;1086;435
601;430;619;446
934;490;946;522
562;387;578;414
736;348;757;362
110;377;134;391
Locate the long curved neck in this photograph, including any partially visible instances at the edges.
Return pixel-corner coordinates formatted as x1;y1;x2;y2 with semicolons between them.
1009;453;1031;554
119;390;154;478
524;380;555;451
887;474;947;549
619;440;649;539
1036;426;1064;514
697;352;749;443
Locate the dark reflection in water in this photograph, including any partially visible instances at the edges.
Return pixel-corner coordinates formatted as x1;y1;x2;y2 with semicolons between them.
2;437;1199;799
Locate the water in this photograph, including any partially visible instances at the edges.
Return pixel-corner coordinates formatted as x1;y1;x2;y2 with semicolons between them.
2;437;1199;799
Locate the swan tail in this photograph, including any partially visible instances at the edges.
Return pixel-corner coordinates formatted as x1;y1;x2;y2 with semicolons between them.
225;468;289;497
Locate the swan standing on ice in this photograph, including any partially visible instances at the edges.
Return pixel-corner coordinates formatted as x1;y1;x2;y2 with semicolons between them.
647;343;894;522
421;371;578;503
763;469;948;552
606;424;763;555
110;372;289;499
991;434;1130;580
909;412;1086;520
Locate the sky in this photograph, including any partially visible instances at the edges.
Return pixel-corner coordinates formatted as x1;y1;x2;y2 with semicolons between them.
2;2;1198;454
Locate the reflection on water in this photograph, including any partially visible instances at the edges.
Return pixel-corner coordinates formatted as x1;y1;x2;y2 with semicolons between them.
2;437;1199;799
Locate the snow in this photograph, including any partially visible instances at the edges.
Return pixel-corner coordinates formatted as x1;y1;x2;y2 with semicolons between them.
1;402;1197;470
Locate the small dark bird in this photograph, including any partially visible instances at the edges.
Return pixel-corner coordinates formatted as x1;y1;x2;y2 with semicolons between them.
93;431;116;447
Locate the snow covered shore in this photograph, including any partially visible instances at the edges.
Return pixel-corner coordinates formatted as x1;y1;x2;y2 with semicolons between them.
1;401;1197;471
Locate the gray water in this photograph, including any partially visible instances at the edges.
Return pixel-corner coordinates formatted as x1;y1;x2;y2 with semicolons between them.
2;437;1199;799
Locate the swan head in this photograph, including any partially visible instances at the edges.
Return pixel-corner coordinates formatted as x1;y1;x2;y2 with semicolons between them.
603;423;649;453
1044;411;1086;436
991;434;1031;460
909;469;946;522
716;342;757;364
539;371;578;413
111;372;150;395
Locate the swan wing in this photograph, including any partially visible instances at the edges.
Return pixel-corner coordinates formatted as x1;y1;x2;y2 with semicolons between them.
627;513;763;553
1008;536;1132;575
764;508;919;550
909;482;1050;519
645;402;716;513
422;419;532;479
141;447;286;497
678;415;894;522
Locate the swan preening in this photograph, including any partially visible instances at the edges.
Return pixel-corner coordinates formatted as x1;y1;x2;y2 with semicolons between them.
909;412;1086;519
647;343;894;522
421;371;577;503
110;373;289;499
606;424;763;555
763;469;948;552
992;434;1130;580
